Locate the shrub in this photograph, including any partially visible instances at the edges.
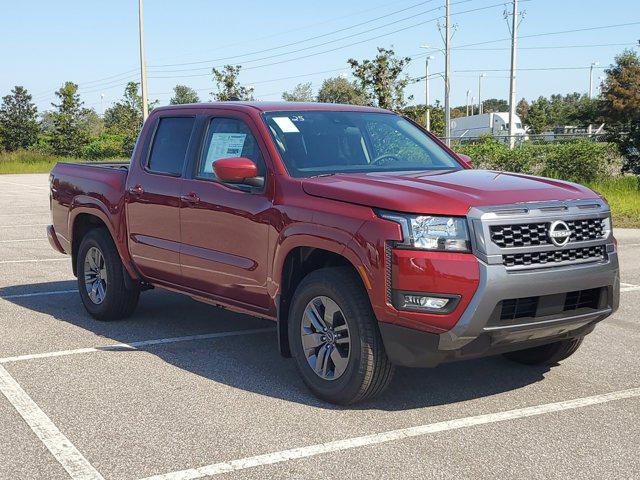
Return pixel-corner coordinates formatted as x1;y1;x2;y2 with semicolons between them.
457;138;619;183
541;139;617;182
82;134;127;160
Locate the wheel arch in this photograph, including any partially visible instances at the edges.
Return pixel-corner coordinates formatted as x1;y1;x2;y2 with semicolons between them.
276;244;371;358
69;206;137;281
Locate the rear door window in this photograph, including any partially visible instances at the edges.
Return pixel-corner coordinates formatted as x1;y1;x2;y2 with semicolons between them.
147;117;195;175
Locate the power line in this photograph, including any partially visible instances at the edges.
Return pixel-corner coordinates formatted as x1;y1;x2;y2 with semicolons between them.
146;1;502;80
149;0;438;68
147;0;430;63
147;0;468;72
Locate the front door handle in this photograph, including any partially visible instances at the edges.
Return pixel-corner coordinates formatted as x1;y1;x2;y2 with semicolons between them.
180;192;200;205
128;185;144;196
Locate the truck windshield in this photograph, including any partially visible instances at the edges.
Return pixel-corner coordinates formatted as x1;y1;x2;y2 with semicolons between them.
263;111;461;177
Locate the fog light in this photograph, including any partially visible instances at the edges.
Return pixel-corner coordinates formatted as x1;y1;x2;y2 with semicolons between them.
404;295;450;309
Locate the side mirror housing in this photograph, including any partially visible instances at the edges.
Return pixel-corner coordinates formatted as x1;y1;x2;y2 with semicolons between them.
456;153;473;169
213;157;258;184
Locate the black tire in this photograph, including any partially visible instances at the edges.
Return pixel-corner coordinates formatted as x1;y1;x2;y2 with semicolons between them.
288;267;394;405
503;337;584;366
76;228;140;321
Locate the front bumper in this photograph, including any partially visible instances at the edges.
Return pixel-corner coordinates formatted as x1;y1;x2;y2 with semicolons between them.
379;250;619;368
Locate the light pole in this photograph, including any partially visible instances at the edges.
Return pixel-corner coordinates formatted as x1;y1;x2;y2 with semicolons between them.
419;48;436;131
471;96;475;116
138;0;149;121
466;90;470;116
588;61;599;99
478;73;486;115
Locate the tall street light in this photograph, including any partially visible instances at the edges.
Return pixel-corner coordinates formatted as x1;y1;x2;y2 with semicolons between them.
466;90;471;116
478;73;486;115
138;0;149;121
423;54;435;131
588;61;600;99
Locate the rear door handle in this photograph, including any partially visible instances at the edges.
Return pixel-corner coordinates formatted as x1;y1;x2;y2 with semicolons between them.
128;185;144;196
180;192;200;205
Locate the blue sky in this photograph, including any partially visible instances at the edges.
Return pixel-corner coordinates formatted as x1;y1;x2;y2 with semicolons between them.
1;0;638;114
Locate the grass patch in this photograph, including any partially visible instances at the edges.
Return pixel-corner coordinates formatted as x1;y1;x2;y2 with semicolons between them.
0;150;126;174
0;150;80;174
587;176;640;228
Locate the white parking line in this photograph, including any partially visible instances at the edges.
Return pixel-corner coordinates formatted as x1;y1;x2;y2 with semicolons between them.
142;387;640;480
0;180;48;189
0;364;104;480
0;223;49;228
621;285;640;293
0;238;47;243
0;258;66;265
0;212;50;217
1;289;77;300
0;328;275;364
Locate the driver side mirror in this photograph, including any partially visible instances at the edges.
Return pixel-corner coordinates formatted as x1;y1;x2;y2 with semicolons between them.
456;153;473;169
213;157;262;186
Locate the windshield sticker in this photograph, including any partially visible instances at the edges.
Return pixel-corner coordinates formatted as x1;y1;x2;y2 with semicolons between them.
273;116;300;133
204;133;247;173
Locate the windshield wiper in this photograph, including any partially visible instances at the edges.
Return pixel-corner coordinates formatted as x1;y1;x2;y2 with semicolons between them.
307;173;336;178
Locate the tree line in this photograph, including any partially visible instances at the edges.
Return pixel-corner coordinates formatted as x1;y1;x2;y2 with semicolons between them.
0;47;638;172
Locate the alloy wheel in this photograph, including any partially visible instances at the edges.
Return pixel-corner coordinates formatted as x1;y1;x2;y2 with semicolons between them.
84;246;108;304
301;296;351;380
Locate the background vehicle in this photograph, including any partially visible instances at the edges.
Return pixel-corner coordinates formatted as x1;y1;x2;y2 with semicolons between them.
48;102;620;405
450;112;527;141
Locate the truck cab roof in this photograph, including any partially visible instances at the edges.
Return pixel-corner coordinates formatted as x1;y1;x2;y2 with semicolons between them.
151;102;390;114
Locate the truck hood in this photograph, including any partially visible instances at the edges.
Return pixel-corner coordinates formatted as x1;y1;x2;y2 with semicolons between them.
300;169;599;216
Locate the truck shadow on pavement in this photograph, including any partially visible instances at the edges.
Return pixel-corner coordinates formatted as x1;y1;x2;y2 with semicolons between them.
2;280;551;411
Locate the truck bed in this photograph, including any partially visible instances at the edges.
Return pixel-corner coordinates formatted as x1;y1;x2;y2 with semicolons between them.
49;161;130;257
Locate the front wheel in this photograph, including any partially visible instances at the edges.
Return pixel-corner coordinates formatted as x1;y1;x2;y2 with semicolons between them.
77;228;140;321
288;267;394;405
503;337;584;366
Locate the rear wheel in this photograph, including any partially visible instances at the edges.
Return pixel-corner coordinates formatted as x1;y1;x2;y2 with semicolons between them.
288;267;394;405
77;228;140;321
503;337;584;366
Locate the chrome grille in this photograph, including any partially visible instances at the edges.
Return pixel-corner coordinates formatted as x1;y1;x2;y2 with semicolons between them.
502;245;605;268
490;218;605;248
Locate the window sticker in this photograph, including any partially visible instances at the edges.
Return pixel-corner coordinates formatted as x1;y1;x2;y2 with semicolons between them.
203;133;247;173
273;116;300;133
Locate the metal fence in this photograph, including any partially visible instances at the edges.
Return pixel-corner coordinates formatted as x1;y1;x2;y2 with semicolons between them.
438;132;608;146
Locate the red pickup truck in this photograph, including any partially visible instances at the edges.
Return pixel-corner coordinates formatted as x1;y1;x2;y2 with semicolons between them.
48;102;620;404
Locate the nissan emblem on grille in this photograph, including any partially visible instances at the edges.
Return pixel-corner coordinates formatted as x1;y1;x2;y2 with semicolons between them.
548;220;572;247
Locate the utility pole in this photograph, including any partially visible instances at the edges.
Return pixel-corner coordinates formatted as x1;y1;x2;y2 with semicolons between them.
444;0;451;146
507;0;519;149
138;0;149;121
478;73;485;115
466;90;470;116
588;61;599;98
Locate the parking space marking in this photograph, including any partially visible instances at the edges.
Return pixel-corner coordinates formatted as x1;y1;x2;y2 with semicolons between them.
142;387;640;480
0;238;47;243
0;180;48;189
621;282;640;293
0;223;49;228
1;289;77;300
0;212;50;217
0;328;275;364
0;364;104;480
0;258;66;265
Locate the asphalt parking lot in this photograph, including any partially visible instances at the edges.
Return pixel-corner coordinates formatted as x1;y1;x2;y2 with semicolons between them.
0;173;639;480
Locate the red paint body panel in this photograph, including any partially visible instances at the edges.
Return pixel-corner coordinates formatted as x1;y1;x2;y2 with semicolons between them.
48;102;602;334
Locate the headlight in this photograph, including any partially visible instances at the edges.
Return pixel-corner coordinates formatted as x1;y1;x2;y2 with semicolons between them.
378;211;471;252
